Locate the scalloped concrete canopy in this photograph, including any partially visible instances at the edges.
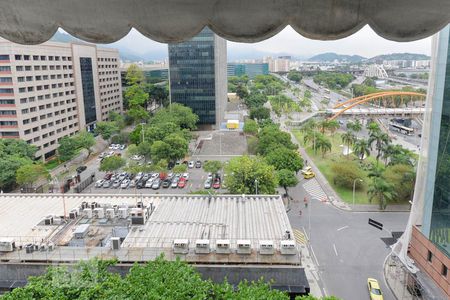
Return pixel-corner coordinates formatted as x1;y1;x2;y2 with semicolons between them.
0;0;449;45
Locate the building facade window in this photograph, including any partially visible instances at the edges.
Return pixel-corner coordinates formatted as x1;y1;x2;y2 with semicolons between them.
79;57;97;128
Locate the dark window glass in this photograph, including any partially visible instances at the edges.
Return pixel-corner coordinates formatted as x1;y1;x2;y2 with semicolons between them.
0;55;9;61
168;27;217;125
79;57;97;125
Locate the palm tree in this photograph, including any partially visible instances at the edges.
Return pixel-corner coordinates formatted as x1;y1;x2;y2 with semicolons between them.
368;177;394;210
368;131;391;163
303;129;317;152
368;164;385;179
318;119;339;135
341;131;356;159
353;139;370;161
316;134;332;158
301;119;317;134
366;121;380;136
352;119;362;133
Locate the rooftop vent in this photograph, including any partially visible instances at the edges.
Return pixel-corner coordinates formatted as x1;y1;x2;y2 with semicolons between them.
195;239;210;254
236;239;251;254
259;240;274;255
173;239;189;254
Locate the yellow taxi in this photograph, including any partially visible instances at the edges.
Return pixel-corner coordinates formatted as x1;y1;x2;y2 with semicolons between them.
301;166;315;179
367;278;383;300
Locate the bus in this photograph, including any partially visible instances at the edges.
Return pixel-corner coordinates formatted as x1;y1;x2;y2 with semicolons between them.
389;123;414;135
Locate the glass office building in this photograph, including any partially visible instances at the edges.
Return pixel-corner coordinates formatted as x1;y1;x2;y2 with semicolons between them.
80;57;97;130
168;27;227;127
409;25;450;296
227;63;269;79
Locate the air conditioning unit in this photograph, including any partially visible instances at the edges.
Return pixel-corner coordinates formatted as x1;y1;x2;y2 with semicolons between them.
280;240;296;255
73;224;90;239
259;240;274;255
173;239;189;254
118;207;128;219
236;239;252;254
136;201;143;208
81;201;88;209
69;210;78;219
90;202;98;209
48;242;54;251
44;215;53;225
106;208;115;219
25;243;34;253
83;208;93;218
0;238;15;252
215;239;231;254
195;239;210;254
111;237;121;250
94;207;104;219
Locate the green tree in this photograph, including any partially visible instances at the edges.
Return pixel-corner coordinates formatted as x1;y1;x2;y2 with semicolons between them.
315;134;332;158
125;84;149;108
331;161;365;189
244;93;268;108
137;141;152;159
304;90;312;99
15;164;49;188
265;147;304;173
0;139;37;159
224;156;278;194
94;121;119;140
256;125;297;155
163;133;189;161
57;136;78;162
353;139;371;161
235;84;249;99
368;177;395;210
366;121;380;136
127;106;150;123
0;155;33;191
99;156;126;172
126;144;139;157
347;119;362;133
341;131;356;159
173;164;188;173
277;169;299;196
368;130;391;163
318;119;339;134
150;141;171;162
243;119;259;135
108;111;126;129
384;164;416;201
73;131;96;157
287;70;302;83
203;160;223;174
125;64;145;86
249;106;271;121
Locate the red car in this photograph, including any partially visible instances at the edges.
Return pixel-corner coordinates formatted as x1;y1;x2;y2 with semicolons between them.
212;179;221;189
178;178;187;188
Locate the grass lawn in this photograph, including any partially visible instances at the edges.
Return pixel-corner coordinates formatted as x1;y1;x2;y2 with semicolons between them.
44;159;60;171
293;130;374;205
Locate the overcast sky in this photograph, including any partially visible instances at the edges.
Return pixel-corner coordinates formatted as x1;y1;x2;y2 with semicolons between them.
92;25;432;60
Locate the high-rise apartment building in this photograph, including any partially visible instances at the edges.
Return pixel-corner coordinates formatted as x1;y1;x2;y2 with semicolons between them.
227;63;269;79
407;26;450;297
0;40;122;160
168;27;227;128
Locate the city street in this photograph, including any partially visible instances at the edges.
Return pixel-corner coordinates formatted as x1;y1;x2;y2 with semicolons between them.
287;179;409;300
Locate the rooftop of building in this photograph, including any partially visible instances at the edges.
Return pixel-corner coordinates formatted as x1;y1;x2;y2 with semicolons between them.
0;194;299;265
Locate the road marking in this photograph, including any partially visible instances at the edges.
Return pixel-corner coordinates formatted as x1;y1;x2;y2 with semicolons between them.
333;244;338;256
293;229;307;245
310;244;320;267
337;225;349;231
303;178;328;201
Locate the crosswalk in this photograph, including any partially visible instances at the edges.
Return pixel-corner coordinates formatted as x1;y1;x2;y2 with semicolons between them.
302;178;328;201
293;229;308;245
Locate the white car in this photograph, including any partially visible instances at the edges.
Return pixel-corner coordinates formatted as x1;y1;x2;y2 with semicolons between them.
95;179;105;188
108;144;116;150
151;173;159;179
188;161;195;168
204;179;211;189
182;173;189;181
135;172;143;181
207;173;213;180
145;178;154;188
120;179;130;189
119;144;126;150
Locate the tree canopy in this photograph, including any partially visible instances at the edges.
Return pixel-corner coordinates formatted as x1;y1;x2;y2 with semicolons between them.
99;156;126;172
203;160;223;174
15;164;50;188
265;147;303;173
224;156;278;194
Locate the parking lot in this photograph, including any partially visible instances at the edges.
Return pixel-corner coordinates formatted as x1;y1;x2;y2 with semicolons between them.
81;150;227;195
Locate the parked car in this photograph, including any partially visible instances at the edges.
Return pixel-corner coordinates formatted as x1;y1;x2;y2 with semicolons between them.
162;179;171;188
195;160;202;168
168;161;175;169
99;152;106;158
151;173;159;180
204;179;212;189
137;179;146;189
135;172;143;182
129;179;137;188
182;173;189;181
142;173;150;182
112;180;122;188
145;178;154;188
119;144;126;150
76;165;87;173
103;173;113;180
95;179;105;188
212;179;221;189
120;179;130;189
108;144;116;150
102;180;112;188
207;173;213;180
188;161;195;168
152;179;161;190
178;178;187;188
171;177;179;188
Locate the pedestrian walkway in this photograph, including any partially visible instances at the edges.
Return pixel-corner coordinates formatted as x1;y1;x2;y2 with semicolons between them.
293;228;308;245
303;178;328;201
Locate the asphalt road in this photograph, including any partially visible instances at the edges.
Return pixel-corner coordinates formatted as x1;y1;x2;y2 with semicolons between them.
287;179;409;300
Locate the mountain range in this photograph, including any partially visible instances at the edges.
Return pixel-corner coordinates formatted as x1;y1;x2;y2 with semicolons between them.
51;32;429;64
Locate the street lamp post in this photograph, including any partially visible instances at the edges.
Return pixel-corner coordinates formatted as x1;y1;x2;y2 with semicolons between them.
352;178;363;208
255;179;258;195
